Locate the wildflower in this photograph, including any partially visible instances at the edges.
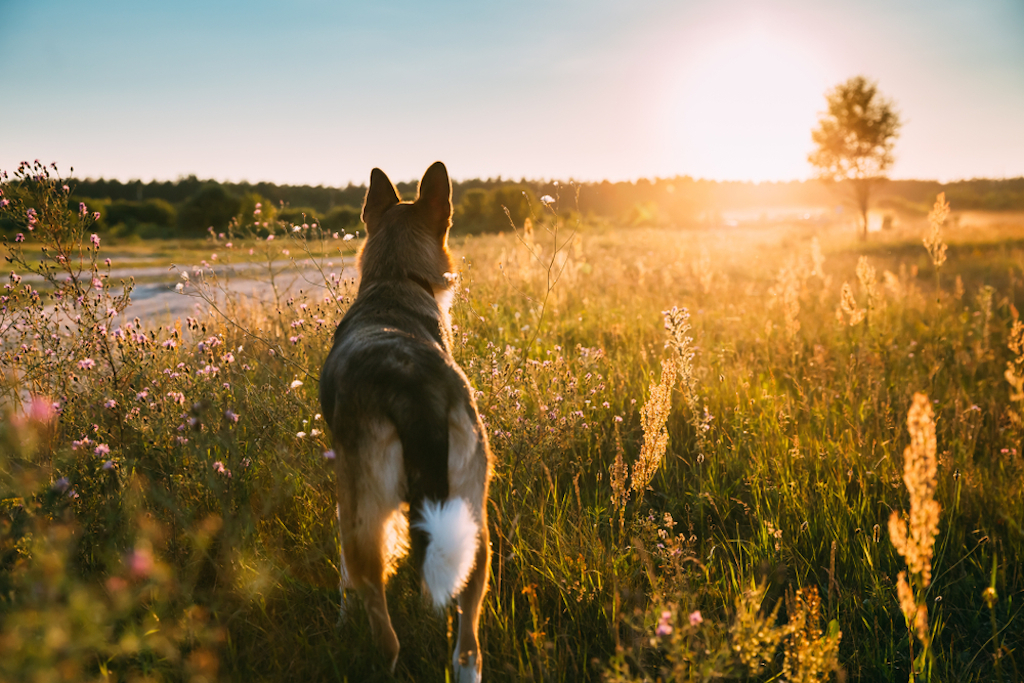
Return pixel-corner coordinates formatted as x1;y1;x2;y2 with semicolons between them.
128;545;154;578
222;352;235;363
540;195;556;204
310;429;321;437
689;610;703;626
14;233;23;242
136;390;148;400
102;460;115;471
175;283;184;293
655;610;673;636
266;234;275;241
53;477;70;493
213;461;232;478
323;449;336;460
162;339;177;349
78;358;96;370
296;431;307;439
94;443;110;456
79;202;88;216
290;379;303;389
90;233;100;247
224;409;239;423
104;399;116;409
107;307;117;317
343;233;354;241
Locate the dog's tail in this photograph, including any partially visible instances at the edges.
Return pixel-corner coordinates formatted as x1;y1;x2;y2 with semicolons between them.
412;497;479;610
396;402;479;610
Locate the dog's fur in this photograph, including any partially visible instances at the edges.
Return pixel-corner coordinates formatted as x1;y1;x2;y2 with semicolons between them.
320;162;492;681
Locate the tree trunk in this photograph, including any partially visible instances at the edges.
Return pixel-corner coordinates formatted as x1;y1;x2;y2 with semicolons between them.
853;178;871;241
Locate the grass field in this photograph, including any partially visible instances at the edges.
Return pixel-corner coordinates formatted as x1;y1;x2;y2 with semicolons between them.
2;172;1023;682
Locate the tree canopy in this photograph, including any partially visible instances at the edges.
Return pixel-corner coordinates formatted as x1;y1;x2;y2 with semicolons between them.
809;76;902;238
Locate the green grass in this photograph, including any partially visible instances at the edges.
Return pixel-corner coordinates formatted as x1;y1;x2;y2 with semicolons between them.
2;169;1023;681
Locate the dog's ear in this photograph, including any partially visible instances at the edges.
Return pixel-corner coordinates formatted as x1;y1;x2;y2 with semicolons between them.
362;168;400;230
416;161;452;236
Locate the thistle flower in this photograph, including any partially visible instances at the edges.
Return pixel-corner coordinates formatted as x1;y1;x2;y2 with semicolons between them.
90;233;100;247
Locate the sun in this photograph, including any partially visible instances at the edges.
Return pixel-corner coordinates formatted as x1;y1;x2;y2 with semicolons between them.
655;26;832;182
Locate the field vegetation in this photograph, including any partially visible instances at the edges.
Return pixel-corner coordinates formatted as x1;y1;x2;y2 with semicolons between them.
2;160;1023;681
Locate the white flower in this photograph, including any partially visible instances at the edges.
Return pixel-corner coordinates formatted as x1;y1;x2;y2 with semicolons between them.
541;195;555;204
180;271;189;280
311;429;321;437
175;283;184;292
296;431;306;438
343;234;354;241
290;379;303;389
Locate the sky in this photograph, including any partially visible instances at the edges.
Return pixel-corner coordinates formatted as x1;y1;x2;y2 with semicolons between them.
1;0;1023;185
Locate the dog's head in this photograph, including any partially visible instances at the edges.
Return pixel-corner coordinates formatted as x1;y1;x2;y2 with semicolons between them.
357;162;455;290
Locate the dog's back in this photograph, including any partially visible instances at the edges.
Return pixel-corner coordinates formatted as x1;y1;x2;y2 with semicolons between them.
320;162;491;681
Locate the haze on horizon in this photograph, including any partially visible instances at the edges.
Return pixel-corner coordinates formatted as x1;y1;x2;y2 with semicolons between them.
2;0;1022;186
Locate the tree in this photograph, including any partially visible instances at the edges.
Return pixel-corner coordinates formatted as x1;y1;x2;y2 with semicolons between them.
809;76;901;240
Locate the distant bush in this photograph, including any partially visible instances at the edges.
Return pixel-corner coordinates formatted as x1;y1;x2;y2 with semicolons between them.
453;184;537;234
320;206;361;234
176;185;241;236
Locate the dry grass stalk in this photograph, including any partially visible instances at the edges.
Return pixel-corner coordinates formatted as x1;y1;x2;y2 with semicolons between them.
609;424;630;536
730;586;784;672
782;586;842;683
769;260;802;340
896;571;929;646
889;393;941;587
856;256;882;318
1005;319;1024;423
889;392;941;658
631;356;677;507
924;193;950;269
838;282;865;326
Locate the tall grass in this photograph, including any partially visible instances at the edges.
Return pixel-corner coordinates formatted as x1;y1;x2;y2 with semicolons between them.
1;161;1022;681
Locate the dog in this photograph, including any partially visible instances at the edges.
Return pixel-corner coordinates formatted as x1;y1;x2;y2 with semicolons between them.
319;162;492;681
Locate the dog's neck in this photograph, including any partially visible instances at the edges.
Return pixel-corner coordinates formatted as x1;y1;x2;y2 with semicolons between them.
408;273;454;315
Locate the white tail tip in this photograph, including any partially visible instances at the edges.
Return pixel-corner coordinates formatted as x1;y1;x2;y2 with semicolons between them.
413;498;479;610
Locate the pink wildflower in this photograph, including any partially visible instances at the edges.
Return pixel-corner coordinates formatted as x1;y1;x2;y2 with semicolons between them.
656;610;673;636
689;611;703;626
78;358;96;370
104;399;116;409
94;443;110;456
15;233;24;242
90;233;100;247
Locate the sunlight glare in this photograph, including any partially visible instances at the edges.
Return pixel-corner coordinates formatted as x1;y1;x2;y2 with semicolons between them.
658;27;831;181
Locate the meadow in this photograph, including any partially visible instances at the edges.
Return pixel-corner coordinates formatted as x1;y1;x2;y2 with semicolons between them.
2;161;1023;682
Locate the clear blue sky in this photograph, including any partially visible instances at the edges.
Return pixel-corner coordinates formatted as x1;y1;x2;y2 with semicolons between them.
2;0;1022;184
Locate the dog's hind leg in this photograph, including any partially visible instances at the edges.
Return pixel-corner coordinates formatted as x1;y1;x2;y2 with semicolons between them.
336;501;350;625
447;405;492;683
453;520;489;682
335;422;407;672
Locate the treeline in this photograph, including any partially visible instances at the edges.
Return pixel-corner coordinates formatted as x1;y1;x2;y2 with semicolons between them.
25;174;1024;239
